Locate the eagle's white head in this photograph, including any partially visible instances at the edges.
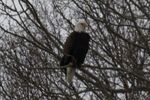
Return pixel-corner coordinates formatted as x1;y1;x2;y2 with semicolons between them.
74;20;88;32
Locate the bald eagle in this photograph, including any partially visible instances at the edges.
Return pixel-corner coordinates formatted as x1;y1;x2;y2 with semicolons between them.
60;21;90;83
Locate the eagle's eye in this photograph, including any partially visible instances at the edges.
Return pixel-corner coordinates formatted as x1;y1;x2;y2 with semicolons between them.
80;23;84;25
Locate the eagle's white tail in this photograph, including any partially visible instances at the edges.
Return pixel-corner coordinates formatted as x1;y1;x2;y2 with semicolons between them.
66;64;75;83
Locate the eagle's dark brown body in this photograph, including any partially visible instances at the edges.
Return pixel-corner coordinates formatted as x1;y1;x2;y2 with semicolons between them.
60;31;90;73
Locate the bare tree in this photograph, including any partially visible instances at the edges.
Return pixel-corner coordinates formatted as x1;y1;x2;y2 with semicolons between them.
0;0;150;100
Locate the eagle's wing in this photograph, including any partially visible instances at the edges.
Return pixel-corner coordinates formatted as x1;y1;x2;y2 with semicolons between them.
63;32;77;55
60;32;77;66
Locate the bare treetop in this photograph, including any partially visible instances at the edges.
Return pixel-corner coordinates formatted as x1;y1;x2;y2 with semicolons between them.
0;0;150;100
